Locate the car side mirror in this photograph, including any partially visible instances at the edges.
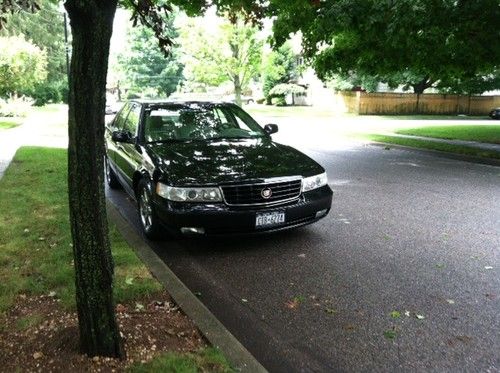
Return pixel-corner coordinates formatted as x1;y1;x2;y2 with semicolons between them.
264;124;278;135
111;130;132;143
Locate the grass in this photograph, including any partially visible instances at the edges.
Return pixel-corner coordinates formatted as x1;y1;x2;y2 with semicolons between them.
370;114;488;120
0;117;23;130
128;347;233;373
0;146;162;313
396;124;500;144
363;134;500;159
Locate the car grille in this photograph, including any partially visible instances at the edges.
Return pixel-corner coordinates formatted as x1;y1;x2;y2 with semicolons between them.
221;178;302;206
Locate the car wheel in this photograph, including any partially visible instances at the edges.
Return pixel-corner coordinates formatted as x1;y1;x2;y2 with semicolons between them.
137;179;162;239
105;156;121;189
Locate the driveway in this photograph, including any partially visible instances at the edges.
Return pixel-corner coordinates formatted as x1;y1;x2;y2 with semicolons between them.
108;118;499;372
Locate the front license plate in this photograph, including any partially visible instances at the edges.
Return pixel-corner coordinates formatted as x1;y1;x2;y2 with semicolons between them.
255;211;285;228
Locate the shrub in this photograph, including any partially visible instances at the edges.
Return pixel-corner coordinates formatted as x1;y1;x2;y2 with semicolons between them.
30;82;61;106
0;94;34;117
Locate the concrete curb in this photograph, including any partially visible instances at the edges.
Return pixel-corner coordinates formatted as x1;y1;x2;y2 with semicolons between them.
370;141;500;167
106;200;267;373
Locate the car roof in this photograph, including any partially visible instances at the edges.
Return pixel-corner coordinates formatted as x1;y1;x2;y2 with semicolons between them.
131;99;234;107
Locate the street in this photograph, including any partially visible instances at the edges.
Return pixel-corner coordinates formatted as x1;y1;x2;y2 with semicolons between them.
107;119;500;372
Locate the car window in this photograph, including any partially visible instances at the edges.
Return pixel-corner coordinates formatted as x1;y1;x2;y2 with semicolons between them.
111;103;130;131
122;103;141;136
143;104;265;143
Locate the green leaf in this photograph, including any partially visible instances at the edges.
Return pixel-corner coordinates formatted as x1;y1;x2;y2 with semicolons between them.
125;277;134;285
390;311;401;319
384;329;397;339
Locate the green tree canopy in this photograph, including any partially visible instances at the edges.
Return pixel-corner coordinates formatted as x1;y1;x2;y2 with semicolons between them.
271;0;500;94
179;15;263;105
0;35;47;96
262;42;297;100
118;15;184;98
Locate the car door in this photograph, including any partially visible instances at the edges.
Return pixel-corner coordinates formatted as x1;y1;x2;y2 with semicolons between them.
114;102;142;192
106;102;131;167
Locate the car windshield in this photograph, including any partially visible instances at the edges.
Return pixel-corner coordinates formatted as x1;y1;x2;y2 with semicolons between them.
143;103;266;143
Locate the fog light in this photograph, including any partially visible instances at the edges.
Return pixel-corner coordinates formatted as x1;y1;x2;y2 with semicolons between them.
180;227;205;235
315;209;328;218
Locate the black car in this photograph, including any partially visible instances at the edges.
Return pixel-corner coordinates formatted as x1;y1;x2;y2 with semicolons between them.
489;107;500;120
105;100;332;238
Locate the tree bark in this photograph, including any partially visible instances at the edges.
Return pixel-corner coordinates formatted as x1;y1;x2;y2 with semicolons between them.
411;76;433;94
65;0;123;358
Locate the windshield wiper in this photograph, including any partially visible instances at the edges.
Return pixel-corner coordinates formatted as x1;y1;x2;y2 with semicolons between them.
146;139;191;144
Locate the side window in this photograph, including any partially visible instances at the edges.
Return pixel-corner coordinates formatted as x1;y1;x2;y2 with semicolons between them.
112;103;130;131
122;104;141;136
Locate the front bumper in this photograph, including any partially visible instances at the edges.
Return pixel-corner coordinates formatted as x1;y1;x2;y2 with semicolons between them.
153;185;333;235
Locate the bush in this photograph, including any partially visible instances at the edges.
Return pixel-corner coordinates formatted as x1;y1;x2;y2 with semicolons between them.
0;94;34;117
30;82;61;106
271;96;287;106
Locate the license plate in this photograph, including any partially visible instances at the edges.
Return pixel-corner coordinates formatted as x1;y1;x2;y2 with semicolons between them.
255;211;285;228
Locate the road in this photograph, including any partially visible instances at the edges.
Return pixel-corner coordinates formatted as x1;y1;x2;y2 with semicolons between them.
107;118;500;372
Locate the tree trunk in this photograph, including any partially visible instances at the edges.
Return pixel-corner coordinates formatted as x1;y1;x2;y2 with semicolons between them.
65;0;123;358
412;76;433;94
234;75;242;106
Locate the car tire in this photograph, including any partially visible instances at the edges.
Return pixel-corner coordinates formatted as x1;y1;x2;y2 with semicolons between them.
137;179;162;240
105;156;121;189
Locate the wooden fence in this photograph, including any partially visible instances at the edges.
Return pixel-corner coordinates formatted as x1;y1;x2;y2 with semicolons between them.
337;91;500;115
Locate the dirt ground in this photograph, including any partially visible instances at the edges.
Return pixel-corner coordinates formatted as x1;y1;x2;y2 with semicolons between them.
0;291;206;372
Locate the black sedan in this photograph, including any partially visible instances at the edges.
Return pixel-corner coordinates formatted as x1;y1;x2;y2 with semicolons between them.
489;107;500;120
105;100;332;238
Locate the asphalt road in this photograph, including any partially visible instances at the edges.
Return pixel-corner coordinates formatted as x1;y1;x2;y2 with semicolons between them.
107;121;500;372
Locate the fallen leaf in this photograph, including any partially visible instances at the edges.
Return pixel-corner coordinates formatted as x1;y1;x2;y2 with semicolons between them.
38;237;45;241
404;310;410;317
116;304;126;312
48;291;57;297
416;314;425;320
446;299;455;304
135;303;144;311
33;352;43;359
390;311;401;319
125;277;134;285
325;307;336;314
383;329;396;339
384;146;391;151
194;292;202;297
285;300;299;309
297;253;306;258
484;266;493;270
435;264;445;269
23;228;30;233
241;298;248;303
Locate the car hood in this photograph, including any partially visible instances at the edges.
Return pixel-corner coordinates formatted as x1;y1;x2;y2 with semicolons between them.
147;138;324;186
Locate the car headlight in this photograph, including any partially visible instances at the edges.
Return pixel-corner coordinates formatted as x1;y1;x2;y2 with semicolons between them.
302;172;328;192
156;183;222;202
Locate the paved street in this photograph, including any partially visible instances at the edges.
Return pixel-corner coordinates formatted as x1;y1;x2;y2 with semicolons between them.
108;119;500;372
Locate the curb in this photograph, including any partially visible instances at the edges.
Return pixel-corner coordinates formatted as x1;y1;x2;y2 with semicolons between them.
369;141;500;167
106;200;267;373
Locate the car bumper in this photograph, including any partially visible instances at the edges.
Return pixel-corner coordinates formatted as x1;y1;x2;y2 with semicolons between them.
153;185;333;236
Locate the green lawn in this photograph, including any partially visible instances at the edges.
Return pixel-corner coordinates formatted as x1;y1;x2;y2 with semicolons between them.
0;117;23;130
0;146;162;313
396;125;500;144
363;134;500;160
128;347;233;373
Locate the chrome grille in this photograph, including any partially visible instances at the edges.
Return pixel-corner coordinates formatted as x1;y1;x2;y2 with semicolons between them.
221;178;302;206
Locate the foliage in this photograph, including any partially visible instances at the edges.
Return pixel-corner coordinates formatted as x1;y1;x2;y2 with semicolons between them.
27;80;69;106
269;83;306;97
0;94;34;117
271;0;500;94
0;35;47;96
179;15;263;105
262;42;297;99
0;0;66;83
118;15;184;98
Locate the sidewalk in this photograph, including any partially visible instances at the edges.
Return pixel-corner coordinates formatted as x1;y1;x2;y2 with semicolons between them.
380;132;500;153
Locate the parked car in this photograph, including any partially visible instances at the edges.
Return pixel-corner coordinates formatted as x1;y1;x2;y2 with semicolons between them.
489;107;500;119
223;94;255;105
105;100;332;238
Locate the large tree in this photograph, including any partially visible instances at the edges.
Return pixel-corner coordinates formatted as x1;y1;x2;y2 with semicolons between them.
271;0;500;94
179;15;262;105
119;16;184;98
1;0;268;358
